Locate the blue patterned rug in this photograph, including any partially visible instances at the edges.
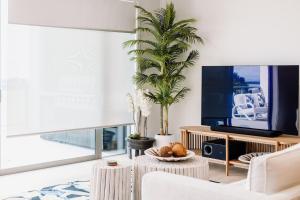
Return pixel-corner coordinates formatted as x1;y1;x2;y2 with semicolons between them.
4;181;90;200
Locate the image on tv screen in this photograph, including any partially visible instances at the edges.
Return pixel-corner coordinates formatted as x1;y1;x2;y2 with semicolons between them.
231;66;269;129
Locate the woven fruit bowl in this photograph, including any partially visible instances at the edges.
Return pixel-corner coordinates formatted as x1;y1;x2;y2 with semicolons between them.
145;148;195;162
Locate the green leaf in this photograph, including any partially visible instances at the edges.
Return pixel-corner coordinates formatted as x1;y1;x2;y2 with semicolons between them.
123;39;158;48
173;18;197;28
172;87;190;104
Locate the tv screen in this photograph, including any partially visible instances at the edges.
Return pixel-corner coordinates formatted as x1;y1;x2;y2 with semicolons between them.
201;65;299;135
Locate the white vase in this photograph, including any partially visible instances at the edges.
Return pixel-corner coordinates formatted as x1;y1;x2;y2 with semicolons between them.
154;134;176;148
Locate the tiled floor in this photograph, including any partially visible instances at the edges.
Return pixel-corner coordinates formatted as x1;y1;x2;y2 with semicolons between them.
0;155;247;199
209;163;247;183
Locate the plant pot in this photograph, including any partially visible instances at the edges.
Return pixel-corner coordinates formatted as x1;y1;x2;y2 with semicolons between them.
127;137;155;149
127;137;155;159
154;134;176;148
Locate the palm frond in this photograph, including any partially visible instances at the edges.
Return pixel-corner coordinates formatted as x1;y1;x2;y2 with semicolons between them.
136;5;162;34
134;72;164;88
165;3;176;29
154;8;166;32
171;87;190;104
128;49;158;56
133;72;148;87
144;91;161;104
134;27;162;41
136;57;161;72
173;18;196;28
123;39;158;48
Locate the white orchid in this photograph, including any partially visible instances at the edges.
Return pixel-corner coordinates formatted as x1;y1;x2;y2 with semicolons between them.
126;93;135;113
126;93;136;125
127;89;152;137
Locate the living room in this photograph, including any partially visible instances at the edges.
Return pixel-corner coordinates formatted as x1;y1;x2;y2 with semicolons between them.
0;0;300;200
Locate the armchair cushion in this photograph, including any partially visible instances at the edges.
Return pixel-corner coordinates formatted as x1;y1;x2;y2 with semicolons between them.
246;143;300;194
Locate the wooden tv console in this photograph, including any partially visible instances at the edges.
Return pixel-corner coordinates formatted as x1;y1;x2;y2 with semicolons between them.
180;126;300;176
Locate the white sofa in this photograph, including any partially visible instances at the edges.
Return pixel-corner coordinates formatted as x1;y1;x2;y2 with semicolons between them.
142;143;300;200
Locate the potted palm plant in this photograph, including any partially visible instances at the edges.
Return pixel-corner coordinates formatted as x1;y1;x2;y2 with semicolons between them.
124;2;203;147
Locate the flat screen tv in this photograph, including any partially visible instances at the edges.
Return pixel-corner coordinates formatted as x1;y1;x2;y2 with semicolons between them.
201;65;299;136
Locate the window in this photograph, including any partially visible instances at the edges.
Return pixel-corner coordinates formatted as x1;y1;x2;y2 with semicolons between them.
0;18;134;172
1;125;130;169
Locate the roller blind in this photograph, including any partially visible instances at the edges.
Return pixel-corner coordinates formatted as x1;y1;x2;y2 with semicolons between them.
8;0;136;32
1;24;135;136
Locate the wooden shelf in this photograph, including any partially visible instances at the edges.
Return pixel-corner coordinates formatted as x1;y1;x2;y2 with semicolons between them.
199;153;249;169
191;149;227;165
181;125;300;176
180;125;300;145
229;160;249;169
208;158;226;165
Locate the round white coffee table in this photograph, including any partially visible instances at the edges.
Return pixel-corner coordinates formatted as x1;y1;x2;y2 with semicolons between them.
90;160;131;200
133;155;209;200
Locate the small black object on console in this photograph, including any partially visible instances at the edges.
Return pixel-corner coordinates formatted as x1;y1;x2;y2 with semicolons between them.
202;139;246;160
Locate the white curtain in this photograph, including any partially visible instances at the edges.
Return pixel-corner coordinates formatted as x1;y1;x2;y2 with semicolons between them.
1;24;135;136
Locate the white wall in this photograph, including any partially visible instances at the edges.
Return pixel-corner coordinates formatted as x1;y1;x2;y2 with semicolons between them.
147;0;300;138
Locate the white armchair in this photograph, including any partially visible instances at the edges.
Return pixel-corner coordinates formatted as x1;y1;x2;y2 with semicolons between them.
142;172;300;200
142;143;300;200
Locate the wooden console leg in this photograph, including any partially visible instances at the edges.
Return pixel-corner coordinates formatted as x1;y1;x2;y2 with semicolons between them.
180;130;184;145
225;135;229;176
181;130;190;149
275;142;279;151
